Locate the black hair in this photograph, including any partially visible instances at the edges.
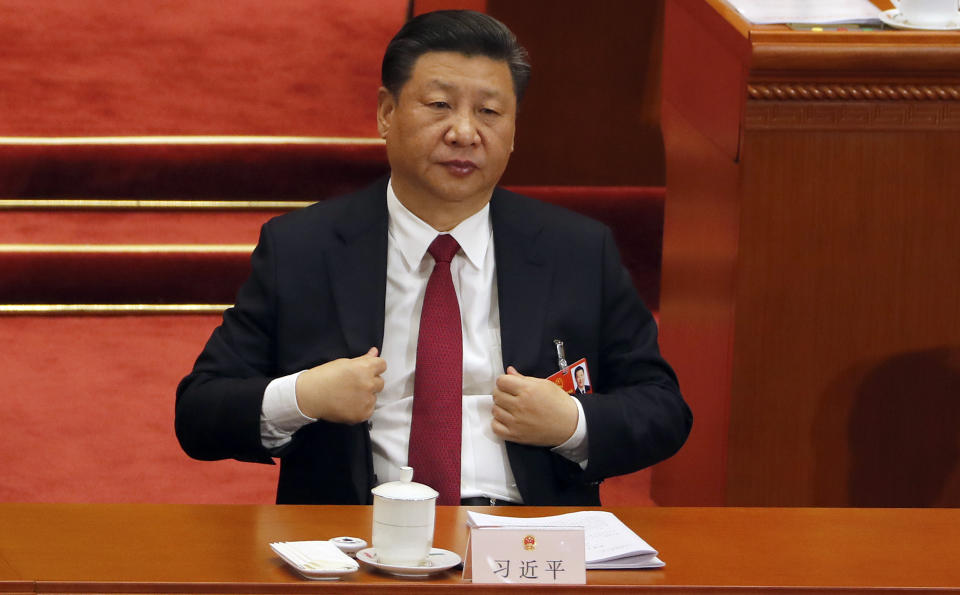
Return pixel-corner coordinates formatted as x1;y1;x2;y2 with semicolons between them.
575;366;585;375
381;10;531;101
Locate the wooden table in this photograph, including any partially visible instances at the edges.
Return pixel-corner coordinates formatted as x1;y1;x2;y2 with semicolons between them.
1;505;958;593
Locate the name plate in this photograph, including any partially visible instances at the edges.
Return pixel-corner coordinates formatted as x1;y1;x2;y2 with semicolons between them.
464;526;586;584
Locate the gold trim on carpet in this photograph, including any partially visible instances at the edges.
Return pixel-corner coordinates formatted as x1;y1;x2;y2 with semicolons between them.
0;244;254;254
0;199;312;210
0;135;385;146
0;304;231;315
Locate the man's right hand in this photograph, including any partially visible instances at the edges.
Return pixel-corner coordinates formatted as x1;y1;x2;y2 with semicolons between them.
295;347;386;424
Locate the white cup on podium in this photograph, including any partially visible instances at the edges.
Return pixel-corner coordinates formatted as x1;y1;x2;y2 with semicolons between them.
890;0;960;26
370;466;438;566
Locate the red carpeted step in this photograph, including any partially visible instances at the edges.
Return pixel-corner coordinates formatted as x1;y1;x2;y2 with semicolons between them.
0;314;278;504
1;187;664;308
4;204;289;245
1;250;248;305
0;1;406;138
0;140;388;200
3;206;282;304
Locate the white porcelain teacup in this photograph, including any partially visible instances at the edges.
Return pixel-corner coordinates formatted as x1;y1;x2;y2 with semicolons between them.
890;0;960;25
370;466;438;566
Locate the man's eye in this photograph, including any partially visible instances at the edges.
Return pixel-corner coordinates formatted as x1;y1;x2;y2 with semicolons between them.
480;107;500;116
429;101;450;109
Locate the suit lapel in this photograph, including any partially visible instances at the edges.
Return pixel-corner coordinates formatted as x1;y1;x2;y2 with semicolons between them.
491;189;559;504
326;184;553;367
326;182;389;356
491;188;553;376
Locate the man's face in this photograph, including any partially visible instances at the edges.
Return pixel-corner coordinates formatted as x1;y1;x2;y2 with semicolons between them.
576;369;585;388
377;51;517;222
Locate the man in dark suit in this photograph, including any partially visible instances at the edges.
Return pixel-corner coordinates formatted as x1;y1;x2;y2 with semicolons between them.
175;10;691;506
573;366;591;396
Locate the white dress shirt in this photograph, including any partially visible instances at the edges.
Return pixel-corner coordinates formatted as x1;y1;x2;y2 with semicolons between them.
260;180;588;502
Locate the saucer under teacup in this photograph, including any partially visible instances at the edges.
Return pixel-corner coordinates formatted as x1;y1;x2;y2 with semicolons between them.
879;8;960;30
356;547;462;577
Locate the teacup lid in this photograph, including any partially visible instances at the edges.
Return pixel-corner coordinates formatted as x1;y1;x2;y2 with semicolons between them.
371;466;439;501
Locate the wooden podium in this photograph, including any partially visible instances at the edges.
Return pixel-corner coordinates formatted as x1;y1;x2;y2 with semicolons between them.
654;0;960;506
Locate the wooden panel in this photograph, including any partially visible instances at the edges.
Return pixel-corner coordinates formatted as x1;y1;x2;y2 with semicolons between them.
657;0;960;506
662;0;751;161
728;109;960;506
653;0;751;506
751;38;960;76
489;0;666;186
731;49;960;506
654;102;740;506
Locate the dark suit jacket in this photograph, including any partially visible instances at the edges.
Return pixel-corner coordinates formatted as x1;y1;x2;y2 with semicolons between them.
175;178;691;505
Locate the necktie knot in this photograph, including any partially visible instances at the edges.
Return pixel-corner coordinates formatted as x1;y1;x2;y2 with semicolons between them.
428;234;460;264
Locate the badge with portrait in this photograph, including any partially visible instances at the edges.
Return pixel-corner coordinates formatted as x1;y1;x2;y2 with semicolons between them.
546;358;592;396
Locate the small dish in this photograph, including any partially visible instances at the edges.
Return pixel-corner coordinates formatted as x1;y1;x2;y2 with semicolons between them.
270;541;359;581
331;536;368;556
879;8;960;30
356;547;462;577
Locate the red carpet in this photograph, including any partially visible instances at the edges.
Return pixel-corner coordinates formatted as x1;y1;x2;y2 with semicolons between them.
3;187;664;308
0;0;407;137
0;142;390;199
0;315;278;503
6;208;282;245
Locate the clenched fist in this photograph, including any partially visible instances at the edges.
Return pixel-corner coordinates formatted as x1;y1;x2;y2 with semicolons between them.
295;347;387;424
491;365;579;447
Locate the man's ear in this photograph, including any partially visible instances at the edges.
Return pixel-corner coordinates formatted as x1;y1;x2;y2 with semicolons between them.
376;87;395;139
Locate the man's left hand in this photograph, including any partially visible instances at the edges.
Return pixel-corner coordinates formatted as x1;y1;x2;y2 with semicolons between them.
491;366;579;447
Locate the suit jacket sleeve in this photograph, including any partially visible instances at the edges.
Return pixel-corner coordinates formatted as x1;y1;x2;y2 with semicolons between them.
573;225;691;483
174;222;279;465
173;183;388;503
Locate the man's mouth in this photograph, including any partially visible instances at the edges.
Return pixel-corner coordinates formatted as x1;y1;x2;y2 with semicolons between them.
441;160;478;176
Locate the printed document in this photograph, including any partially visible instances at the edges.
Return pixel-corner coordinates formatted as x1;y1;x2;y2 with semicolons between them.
724;0;882;24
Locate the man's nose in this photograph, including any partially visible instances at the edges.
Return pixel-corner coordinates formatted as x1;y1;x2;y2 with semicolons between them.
444;110;480;146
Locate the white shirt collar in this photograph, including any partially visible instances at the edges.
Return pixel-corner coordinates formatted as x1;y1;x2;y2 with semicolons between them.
386;178;491;271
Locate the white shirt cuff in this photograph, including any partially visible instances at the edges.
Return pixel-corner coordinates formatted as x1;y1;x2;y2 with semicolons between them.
550;395;589;469
260;370;314;452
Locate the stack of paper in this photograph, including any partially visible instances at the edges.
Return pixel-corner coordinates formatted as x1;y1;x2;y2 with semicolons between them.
466;510;664;569
724;0;882;25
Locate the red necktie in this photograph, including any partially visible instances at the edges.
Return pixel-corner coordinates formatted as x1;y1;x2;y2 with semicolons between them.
408;234;462;505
